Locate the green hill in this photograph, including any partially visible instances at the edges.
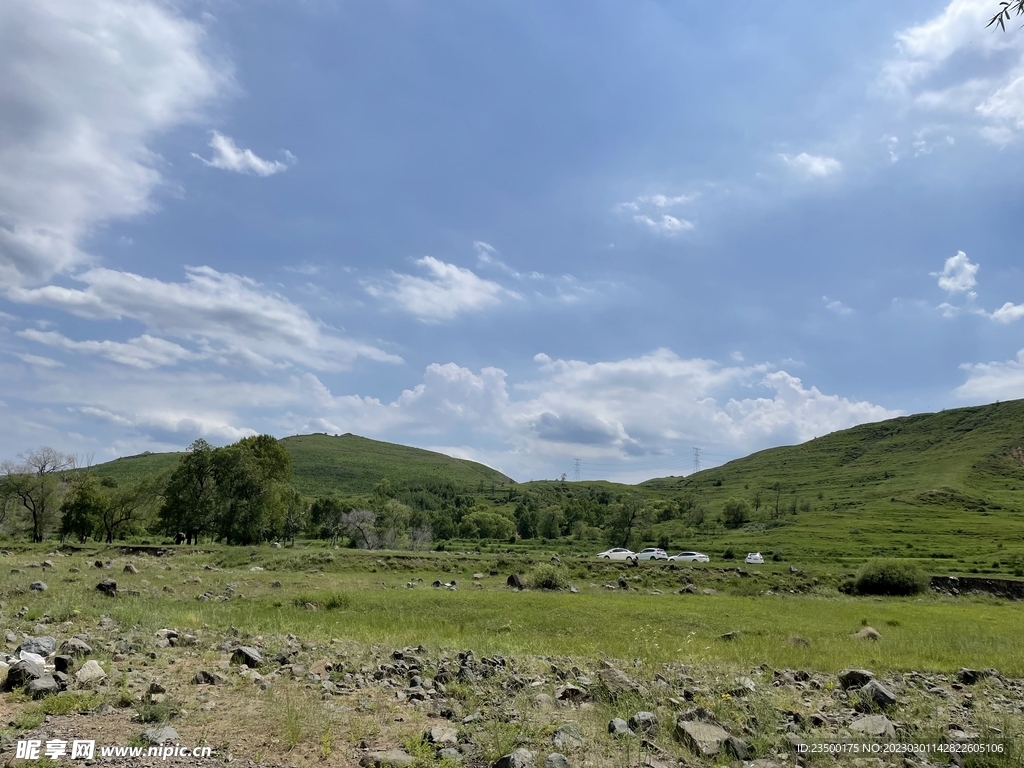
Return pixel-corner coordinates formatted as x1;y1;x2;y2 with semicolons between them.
641;399;1024;568
91;433;512;497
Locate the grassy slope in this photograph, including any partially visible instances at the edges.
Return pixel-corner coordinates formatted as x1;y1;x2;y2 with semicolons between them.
641;399;1024;568
89;433;512;497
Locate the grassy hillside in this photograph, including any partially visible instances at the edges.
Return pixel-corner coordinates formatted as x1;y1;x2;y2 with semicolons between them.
91;433;512;497
640;399;1024;568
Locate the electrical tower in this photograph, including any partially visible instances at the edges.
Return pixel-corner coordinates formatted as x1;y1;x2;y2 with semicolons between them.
572;458;582;482
692;447;701;474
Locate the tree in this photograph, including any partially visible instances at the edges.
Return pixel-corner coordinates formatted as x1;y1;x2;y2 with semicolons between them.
606;493;649;548
989;2;1024;31
376;498;411;549
60;474;104;543
342;508;379;548
538;505;565;539
722;497;750;529
96;477;161;543
772;482;783;518
1;447;76;542
159;439;218;544
213;435;292;545
281;489;307;545
752;490;762;513
310;496;349;544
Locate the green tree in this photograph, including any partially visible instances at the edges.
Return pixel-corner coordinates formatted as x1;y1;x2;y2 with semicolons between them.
1;447;76;542
212;435;293;545
606;493;649;548
310;496;349;544
538;505;565;539
98;477;161;543
159;439;218;544
722;497;750;529
60;474;104;543
459;509;515;540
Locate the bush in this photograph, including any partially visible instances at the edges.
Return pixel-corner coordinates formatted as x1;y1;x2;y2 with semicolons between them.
854;559;928;596
526;564;569;591
722;548;735;560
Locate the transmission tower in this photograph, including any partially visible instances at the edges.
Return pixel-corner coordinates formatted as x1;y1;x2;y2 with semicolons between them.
572;458;582;482
692;447;701;474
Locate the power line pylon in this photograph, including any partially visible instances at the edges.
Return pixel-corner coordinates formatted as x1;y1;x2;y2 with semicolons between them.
692;447;701;474
572;458;582;482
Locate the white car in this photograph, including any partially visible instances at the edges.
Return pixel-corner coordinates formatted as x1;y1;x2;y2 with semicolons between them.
668;551;710;563
636;547;669;561
597;548;637;562
744;552;765;564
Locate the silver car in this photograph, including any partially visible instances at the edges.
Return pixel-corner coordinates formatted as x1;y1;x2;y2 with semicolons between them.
667;551;710;563
596;547;637;562
636;547;669;561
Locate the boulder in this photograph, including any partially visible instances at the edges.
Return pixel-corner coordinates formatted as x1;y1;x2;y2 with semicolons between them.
59;638;93;657
142;727;179;745
54;655;74;674
956;668;988;685
838;669;875;690
191;670;226;685
849;715;896;739
29;581;48;592
96;578;118;597
124;562;139;574
27;675;59;698
551;725;583;749
854;626;881;641
507;574;525;589
617;576;629;590
425;726;458;746
359;751;416;768
723;735;751;760
231;646;263;668
598;666;640;699
76;660;107;685
859;680;898;710
675;720;729;757
3;659;44;689
608;719;633;737
628;711;658;734
544;755;569;768
554;683;586;702
492;748;535;768
18;636;57;656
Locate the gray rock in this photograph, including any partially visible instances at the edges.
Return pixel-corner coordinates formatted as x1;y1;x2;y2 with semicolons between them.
507;574;525;589
359;751;416;768
438;748;461;762
231;646;263;667
675;720;730;757
29;581;47;592
628;711;658;733
492;748;535;768
96;578;118;597
552;725;583;749
27;674;58;698
4;659;44;690
617;576;629;589
142;727;179;745
76;660;107;685
124;562;139;574
533;693;555;710
957;668;988;685
191;670;226;685
59;638;93;657
555;683;586;702
598;666;640;698
723;735;751;760
838;669;875;690
54;655;74;674
859;679;898;710
849;715;896;739
426;725;458;746
17;636;57;656
544;754;569;768
608;718;633;737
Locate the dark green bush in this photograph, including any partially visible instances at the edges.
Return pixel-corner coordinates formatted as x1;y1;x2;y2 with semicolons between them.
526;564;569;590
854;559;928;596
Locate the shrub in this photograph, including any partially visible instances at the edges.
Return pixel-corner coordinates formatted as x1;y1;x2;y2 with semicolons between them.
526;564;569;590
854;559;928;596
722;548;735;560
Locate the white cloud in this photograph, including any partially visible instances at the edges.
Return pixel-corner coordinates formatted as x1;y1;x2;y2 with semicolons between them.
632;214;695;234
822;296;853;315
191;131;295;176
13;353;63;369
779;152;843;178
991;302;1024;323
0;0;229;285
17;329;199;369
956;349;1024;400
639;193;698;208
933;250;979;293
8;266;399;371
365;256;520;321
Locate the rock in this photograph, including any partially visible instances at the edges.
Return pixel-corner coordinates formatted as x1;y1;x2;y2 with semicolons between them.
723;735;751;760
746;761;783;768
617;576;629;590
552;725;583;749
533;693;555;710
271;580;282;588
142;727;179;745
719;631;739;641
680;583;698;594
555;683;586;702
96;578;118;597
675;720;730;757
628;711;658;734
702;587;717;595
124;562;139;574
249;566;264;572
426;726;458;746
310;658;333;677
3;660;44;689
859;680;898;710
27;674;59;698
191;670;226;685
54;655;74;674
608;718;633;737
59;638;93;657
544;755;569;768
854;626;881;641
76;660;107;685
492;748;535;768
359;750;416;768
507;574;525;589
231;646;263;668
29;581;48;592
838;669;875;690
18;636;57;656
149;681;167;694
598;666;640;698
956;668;988;685
849;715;896;739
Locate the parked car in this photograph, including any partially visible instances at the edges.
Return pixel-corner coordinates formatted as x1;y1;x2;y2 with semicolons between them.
596;548;637;562
636;547;669;561
667;551;710;563
745;552;765;564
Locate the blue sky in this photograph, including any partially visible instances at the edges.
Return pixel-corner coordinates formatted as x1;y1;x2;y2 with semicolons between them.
2;0;1024;482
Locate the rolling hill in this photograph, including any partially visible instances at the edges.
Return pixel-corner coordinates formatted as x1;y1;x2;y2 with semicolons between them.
91;433;512;497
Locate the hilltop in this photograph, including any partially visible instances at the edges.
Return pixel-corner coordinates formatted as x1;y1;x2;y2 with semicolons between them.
91;433;512;497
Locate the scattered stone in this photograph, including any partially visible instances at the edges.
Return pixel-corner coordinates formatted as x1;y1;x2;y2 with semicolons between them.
359;750;416;768
854;626;881;641
555;683;586;702
271;580;282;588
96;578;118;597
29;581;47;592
426;726;458;746
533;693;555;710
617;576;629;590
849;715;896;739
628;711;658;734
702;588;717;595
249;566;264;572
859;680;898;710
598;665;640;698
507;574;525;589
27;675;58;698
957;668;988;685
124;562;139;574
3;660;44;690
191;670;226;685
231;646;263;668
680;584;698;594
544;755;569;768
493;748;535;768
723;735;751;760
719;631;739;641
310;658;333;677
18;636;57;656
54;655;73;674
142;727;180;745
675;720;729;757
552;725;583;749
76;660;107;685
608;718;633;737
149;681;167;695
59;638;92;657
838;669;875;690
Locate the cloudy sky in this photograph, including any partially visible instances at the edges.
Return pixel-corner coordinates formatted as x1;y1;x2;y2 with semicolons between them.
2;0;1024;482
